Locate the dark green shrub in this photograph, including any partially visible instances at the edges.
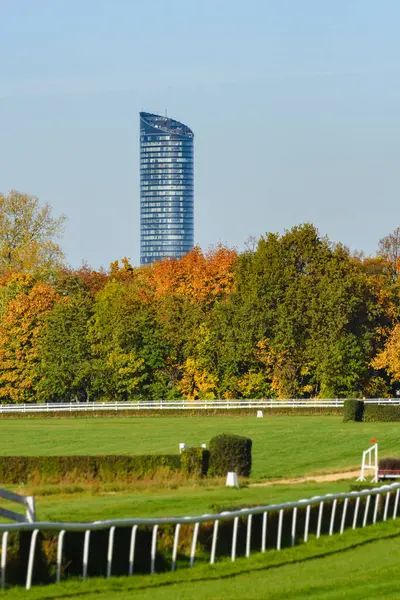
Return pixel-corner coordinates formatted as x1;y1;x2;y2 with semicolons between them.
208;434;252;477
379;457;400;471
364;404;400;422
343;399;364;422
180;447;210;477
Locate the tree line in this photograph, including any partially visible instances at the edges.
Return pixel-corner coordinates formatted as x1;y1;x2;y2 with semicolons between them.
0;190;399;402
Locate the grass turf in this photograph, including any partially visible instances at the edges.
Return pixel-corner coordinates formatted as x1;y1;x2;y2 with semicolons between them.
0;415;395;479
5;514;400;599
10;480;352;521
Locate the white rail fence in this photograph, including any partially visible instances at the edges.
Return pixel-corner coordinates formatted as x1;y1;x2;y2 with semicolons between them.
1;482;399;591
0;398;398;414
0;489;36;524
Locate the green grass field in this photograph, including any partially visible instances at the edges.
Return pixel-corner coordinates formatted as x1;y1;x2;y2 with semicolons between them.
0;415;396;479
15;480;352;521
2;415;399;598
5;516;400;599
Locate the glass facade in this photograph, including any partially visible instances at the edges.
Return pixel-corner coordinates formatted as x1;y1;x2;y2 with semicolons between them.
140;112;194;265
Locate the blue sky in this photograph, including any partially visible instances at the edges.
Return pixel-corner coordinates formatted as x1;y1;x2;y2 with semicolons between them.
1;0;399;268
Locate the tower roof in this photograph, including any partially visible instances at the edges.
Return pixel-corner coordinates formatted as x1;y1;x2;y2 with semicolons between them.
140;112;194;138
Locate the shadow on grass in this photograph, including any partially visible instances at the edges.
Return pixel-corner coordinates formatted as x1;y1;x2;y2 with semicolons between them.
18;527;400;600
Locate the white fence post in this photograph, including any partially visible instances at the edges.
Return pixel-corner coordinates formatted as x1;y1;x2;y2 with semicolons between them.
393;489;400;520
231;517;239;562
340;498;348;534
291;507;297;546
26;529;39;590
151;525;158;574
1;532;8;590
82;530;91;580
107;526;116;578
210;520;219;564
277;510;283;551
304;505;310;543
383;492;390;522
190;522;200;567
171;524;180;571
373;495;380;525
329;499;337;535
261;512;268;553
246;514;252;558
128;525;138;575
316;501;324;538
56;530;65;583
363;496;371;527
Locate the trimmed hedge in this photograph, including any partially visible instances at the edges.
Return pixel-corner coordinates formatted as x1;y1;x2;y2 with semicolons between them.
379;457;400;471
342;401;400;423
0;408;343;419
363;404;400;422
343;399;364;422
180;447;210;477
0;455;181;484
208;434;252;477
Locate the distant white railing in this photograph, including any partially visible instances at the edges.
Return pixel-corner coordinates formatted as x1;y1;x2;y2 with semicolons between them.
1;481;398;591
0;398;398;413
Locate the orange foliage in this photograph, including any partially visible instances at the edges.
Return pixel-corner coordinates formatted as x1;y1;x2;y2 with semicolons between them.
74;264;108;295
149;246;237;304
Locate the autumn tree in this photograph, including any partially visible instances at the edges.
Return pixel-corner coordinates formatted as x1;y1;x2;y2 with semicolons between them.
149;246;237;304
373;324;400;384
0;190;66;274
0;279;60;402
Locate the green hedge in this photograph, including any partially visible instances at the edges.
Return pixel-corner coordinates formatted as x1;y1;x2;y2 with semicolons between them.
363;404;400;422
180;447;210;477
0;455;181;484
0;408;342;419
379;457;400;471
208;434;252;477
343;399;364;422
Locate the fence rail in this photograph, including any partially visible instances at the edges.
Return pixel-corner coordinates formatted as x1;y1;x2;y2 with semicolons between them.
0;489;36;524
0;398;399;414
1;481;399;591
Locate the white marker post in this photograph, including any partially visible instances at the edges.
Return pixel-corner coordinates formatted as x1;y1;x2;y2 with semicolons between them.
226;472;239;488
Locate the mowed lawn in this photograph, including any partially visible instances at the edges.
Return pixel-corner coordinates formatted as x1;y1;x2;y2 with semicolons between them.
30;480;352;521
7;517;400;599
0;415;397;478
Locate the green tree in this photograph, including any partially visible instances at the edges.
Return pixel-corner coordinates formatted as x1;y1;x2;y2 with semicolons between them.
38;291;94;402
212;224;385;398
89;281;166;400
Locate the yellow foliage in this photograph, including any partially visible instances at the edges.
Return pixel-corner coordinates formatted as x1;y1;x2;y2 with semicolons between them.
178;358;218;400
372;323;400;381
0;282;60;402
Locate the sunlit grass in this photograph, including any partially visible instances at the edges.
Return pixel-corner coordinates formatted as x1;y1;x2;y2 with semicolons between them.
0;415;394;479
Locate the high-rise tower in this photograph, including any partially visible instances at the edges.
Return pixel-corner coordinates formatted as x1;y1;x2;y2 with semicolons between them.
140;112;194;265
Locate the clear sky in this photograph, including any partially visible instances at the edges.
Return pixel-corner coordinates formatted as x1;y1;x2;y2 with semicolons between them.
1;0;399;268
